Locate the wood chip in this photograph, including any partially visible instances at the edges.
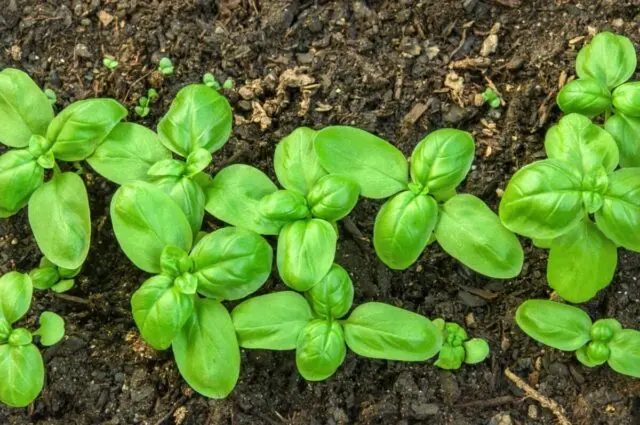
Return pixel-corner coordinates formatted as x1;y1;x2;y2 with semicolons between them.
403;103;428;127
449;57;491;69
97;10;114;27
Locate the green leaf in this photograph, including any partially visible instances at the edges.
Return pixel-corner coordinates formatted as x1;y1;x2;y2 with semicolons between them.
305;264;354;319
556;78;611;117
464;338;490;364
373;191;438;270
185;148;212;176
157;84;232;157
277;219;337;291
296;319;346;381
410;128;475;193
48;99;127;161
274;127;327;195
343;302;442;361
607;329;640;378
604;113;640;168
258;189;310;221
33;312;65;346
0;68;54;148
29;267;59;290
576;32;636;89
576;342;609;367
0;272;33;324
147;159;186;177
159;245;192;278
547;220;617;303
434;344;466;370
544;113;619;173
172;298;240;398
0;150;44;218
86;123;172;185
51;279;74;293
153;176;205;235
0;318;10;343
435;194;524;279
231;291;313;350
595;168;640;252
111;182;193;273
307;175;360;221
612;81;640;117
499;159;584;239
314;126;408;199
515;300;592;351
0;344;44;407
29;172;91;269
205;164;285;235
590;318;622;343
190;227;273;300
131;275;194;350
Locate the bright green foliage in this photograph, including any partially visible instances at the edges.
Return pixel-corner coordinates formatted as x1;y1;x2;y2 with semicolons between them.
29;257;81;293
576;32;636;90
557;78;610;117
516;300;640;378
158;57;174;76
0;150;44;217
203;73;221;90
316;126;522;275
296;320;346;381
135;88;159;117
102;57;118;70
0;272;64;407
44;88;57;106
305;264;354;319
432;319;490;369
274;127;327;195
222;79;234;90
481;88;501;108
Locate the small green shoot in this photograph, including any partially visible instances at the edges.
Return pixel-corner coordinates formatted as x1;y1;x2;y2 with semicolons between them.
135;88;160;118
102;57;118;70
158;57;174;76
44;89;57;106
203;73;221;90
222;79;233;90
482;88;501;108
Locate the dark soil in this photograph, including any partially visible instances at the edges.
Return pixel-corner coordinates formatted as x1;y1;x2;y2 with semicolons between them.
1;0;640;424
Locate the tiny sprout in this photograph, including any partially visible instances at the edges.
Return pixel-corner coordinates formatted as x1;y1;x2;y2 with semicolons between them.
135;89;159;118
482;88;501;108
203;73;221;90
44;88;57;106
158;57;174;76
103;57;118;70
222;79;234;90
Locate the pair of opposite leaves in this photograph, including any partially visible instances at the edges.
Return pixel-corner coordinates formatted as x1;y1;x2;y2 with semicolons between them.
206;126;524;282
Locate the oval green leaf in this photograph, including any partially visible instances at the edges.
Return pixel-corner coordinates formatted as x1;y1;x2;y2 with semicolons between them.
607;329;640;378
556;78;611;117
274;127;327;195
0;272;33;324
307;175;360;221
0;344;44;407
576;32;636;89
604;113;640;168
33;312;65;347
154;176;205;235
258;189;309;221
306;264;354;319
463;338;490;364
0;149;44;218
296;319;346;381
612;81;640;117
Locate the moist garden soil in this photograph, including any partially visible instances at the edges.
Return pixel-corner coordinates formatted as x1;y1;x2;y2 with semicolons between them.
1;0;640;424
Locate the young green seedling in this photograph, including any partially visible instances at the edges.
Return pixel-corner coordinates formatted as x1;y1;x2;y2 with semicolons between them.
0;68;127;269
29;257;80;293
556;32;640;167
102;57;118;70
203;73;221;90
158;57;174;76
110;182;273;398
0;272;65;407
516;300;640;378
499;112;640;302
87;84;232;234
222;79;233;90
231;266;443;381
44;88;57;106
313;126;523;278
205;127;360;291
432;319;490;370
481;88;501;108
135;88;158;118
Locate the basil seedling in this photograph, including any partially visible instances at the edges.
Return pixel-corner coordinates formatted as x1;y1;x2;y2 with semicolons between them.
135;88;158;117
206;128;360;291
516;300;640;378
29;257;80;293
102;57;118;70
0;272;65;407
232;267;443;381
0;68;127;269
158;57;174;76
314;126;523;277
432;319;490;370
556;32;640;167
110;182;273;398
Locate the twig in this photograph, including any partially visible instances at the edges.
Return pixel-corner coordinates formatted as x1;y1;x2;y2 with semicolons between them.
458;395;516;408
153;395;188;425
53;293;91;305
123;71;153;104
342;217;371;254
504;368;572;425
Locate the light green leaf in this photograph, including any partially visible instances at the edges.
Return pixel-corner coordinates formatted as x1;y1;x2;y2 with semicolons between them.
343;302;442;361
33;312;65;346
595;168;640;252
232;291;313;350
29;172;91;269
556;78;611;117
111;182;193;273
576;32;636;89
0;149;44;218
190;227;273;300
590;318;622;343
0;344;44;407
315;126;408;199
147;159;186;177
305;264;354;319
87;122;172;185
259;189;309;221
515;300;592;351
153;176;205;235
172;299;240;398
185;148;212;176
29;267;59;290
51;279;74;293
435;194;523;279
464;338;490;364
499;159;584;239
307;175;360;221
296;320;346;381
612;81;640;117
604;113;640;168
277;219;337;291
274;127;327;195
131;275;194;350
0;68;54;148
158;84;232;157
0;272;33;324
607;329;640;378
410;128;475;193
576;342;609;367
205;164;285;235
434;344;466;370
544;113;619;173
547;220;617;303
373;191;438;270
48;99;127;161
